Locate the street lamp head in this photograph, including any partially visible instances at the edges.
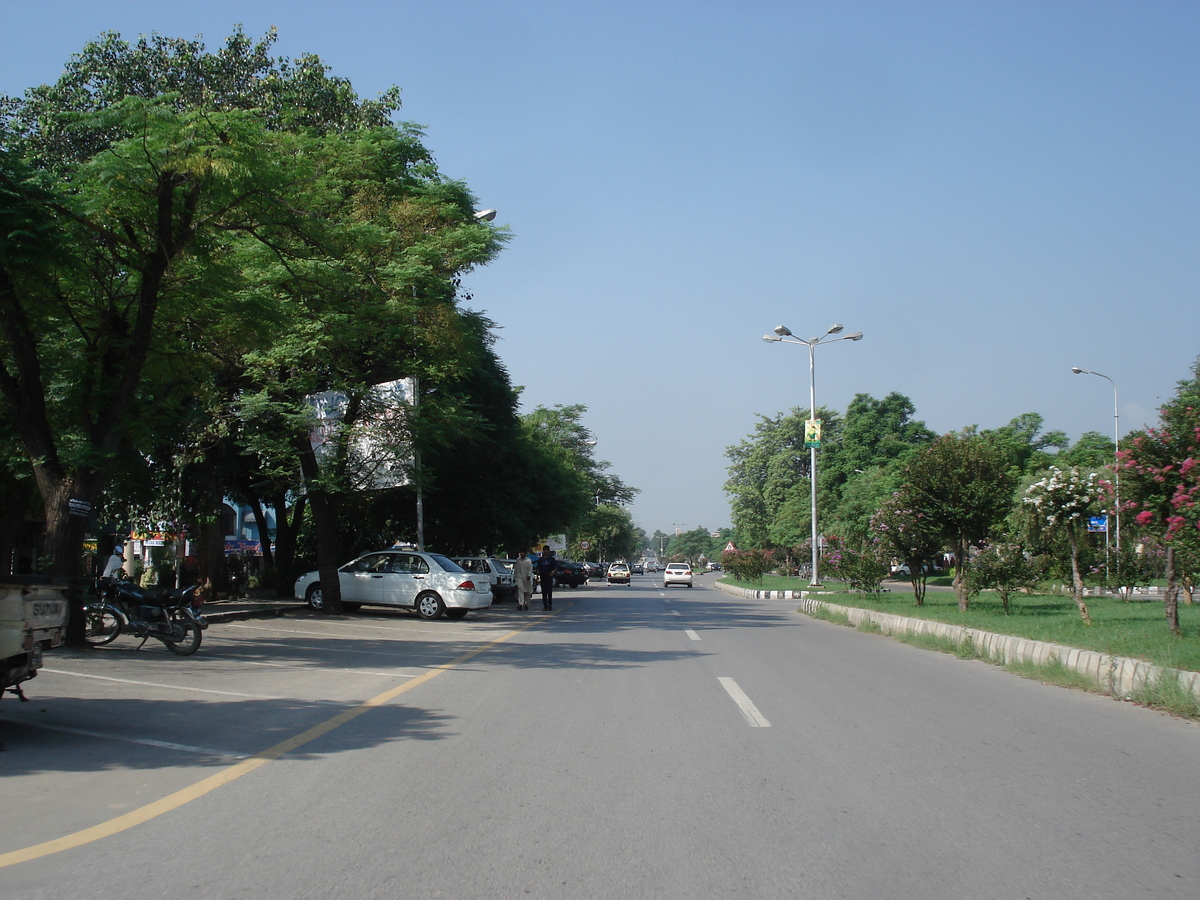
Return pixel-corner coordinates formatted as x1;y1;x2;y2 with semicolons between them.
773;325;792;337
473;209;497;221
826;323;844;336
846;332;864;341
763;334;782;343
1071;366;1084;374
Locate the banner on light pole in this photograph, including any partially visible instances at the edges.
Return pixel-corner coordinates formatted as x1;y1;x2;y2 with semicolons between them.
805;419;822;448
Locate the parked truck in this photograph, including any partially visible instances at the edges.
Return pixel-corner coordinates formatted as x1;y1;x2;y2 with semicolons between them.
1;575;70;701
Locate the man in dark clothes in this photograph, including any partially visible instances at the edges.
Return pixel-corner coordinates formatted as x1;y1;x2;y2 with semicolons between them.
533;545;558;611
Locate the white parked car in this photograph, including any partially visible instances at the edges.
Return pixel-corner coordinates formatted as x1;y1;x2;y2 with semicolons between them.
663;563;693;588
294;550;493;619
451;556;517;602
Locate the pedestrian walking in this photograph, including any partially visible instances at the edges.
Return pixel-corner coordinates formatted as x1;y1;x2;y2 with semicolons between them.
513;549;534;610
533;545;558;611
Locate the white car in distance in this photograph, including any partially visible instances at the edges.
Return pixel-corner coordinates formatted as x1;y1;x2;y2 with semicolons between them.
662;563;693;588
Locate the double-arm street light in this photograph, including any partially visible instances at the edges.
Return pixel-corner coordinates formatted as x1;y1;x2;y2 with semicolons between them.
764;323;863;587
1071;366;1121;550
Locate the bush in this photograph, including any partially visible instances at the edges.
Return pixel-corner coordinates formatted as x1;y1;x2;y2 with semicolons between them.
722;548;776;583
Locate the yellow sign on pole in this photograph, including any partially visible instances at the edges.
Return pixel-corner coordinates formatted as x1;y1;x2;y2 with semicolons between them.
805;419;822;448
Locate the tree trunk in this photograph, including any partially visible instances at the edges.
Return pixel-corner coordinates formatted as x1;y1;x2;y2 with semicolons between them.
270;490;305;592
908;572;926;607
1068;530;1092;625
34;471;99;646
1164;544;1180;635
296;438;342;613
248;499;274;569
953;537;969;612
187;445;228;605
0;475;35;575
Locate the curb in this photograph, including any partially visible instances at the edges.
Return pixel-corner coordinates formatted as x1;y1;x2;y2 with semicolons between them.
202;604;305;624
714;581;1200;704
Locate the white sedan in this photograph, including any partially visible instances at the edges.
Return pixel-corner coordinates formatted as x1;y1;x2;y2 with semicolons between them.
294;550;493;619
662;563;693;588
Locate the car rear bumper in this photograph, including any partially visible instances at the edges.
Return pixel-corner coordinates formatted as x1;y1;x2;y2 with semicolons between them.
446;592;493;610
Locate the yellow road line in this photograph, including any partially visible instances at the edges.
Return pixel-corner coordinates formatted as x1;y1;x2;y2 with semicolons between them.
0;612;552;868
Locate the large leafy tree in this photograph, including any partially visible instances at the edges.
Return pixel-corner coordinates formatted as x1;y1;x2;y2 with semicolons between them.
1;28;506;607
517;404;637;542
724;406;843;550
822;392;934;490
0;101;296;577
900;433;1017;611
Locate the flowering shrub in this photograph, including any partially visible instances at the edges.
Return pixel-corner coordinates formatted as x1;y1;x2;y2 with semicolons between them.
870;489;942;605
965;540;1040;614
721;547;776;584
1021;466;1110;624
823;534;889;596
1022;466;1109;528
1118;363;1200;633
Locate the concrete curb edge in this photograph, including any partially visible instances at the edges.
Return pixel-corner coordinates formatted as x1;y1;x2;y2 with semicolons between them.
713;580;1200;703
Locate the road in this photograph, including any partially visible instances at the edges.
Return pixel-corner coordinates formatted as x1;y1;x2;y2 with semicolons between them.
2;574;1198;898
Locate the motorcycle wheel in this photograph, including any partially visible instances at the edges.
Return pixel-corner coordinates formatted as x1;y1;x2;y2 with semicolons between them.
84;605;122;646
164;612;203;656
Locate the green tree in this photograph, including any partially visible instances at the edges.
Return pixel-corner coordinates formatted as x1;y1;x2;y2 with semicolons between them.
0;27;406;579
981;412;1069;477
518;404;637;546
870;488;943;606
901;433;1017;611
572;505;638;563
1057;431;1116;470
724;406;842;550
667;526;718;564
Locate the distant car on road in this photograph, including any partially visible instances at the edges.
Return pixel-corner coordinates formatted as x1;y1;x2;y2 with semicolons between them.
294;550;492;619
584;561;605;578
606;562;631;584
663;563;693;588
631;562;644;575
551;561;589;587
890;564;934;576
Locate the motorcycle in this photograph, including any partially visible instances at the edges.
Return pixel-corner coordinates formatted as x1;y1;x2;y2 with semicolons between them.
84;578;208;656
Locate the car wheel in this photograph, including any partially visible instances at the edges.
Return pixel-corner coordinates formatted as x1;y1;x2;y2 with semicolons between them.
444;608;469;620
415;591;445;620
306;584;324;611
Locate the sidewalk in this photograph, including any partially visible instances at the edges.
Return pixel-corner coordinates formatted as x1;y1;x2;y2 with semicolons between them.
198;592;306;623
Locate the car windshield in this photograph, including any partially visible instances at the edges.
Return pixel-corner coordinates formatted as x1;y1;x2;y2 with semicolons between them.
429;554;466;573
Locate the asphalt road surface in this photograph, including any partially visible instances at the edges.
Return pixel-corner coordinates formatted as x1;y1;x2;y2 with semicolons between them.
2;574;1198;899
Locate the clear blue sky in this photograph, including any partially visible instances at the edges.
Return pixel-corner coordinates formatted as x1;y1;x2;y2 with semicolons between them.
4;1;1198;539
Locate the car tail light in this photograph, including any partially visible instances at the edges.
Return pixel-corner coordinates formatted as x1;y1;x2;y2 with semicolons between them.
457;580;476;590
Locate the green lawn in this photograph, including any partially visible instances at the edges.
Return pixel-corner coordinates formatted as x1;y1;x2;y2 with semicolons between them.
722;576;1200;673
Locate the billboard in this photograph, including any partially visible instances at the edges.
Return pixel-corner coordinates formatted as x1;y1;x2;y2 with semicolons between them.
307;378;416;490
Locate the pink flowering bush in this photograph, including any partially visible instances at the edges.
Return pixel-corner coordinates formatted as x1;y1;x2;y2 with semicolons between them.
1119;362;1200;633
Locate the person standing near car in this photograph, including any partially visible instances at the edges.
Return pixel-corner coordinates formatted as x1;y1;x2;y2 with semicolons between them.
513;549;534;610
534;545;558;611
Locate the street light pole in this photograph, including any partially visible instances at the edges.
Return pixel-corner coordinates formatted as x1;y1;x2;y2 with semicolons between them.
1071;367;1121;550
765;324;863;587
